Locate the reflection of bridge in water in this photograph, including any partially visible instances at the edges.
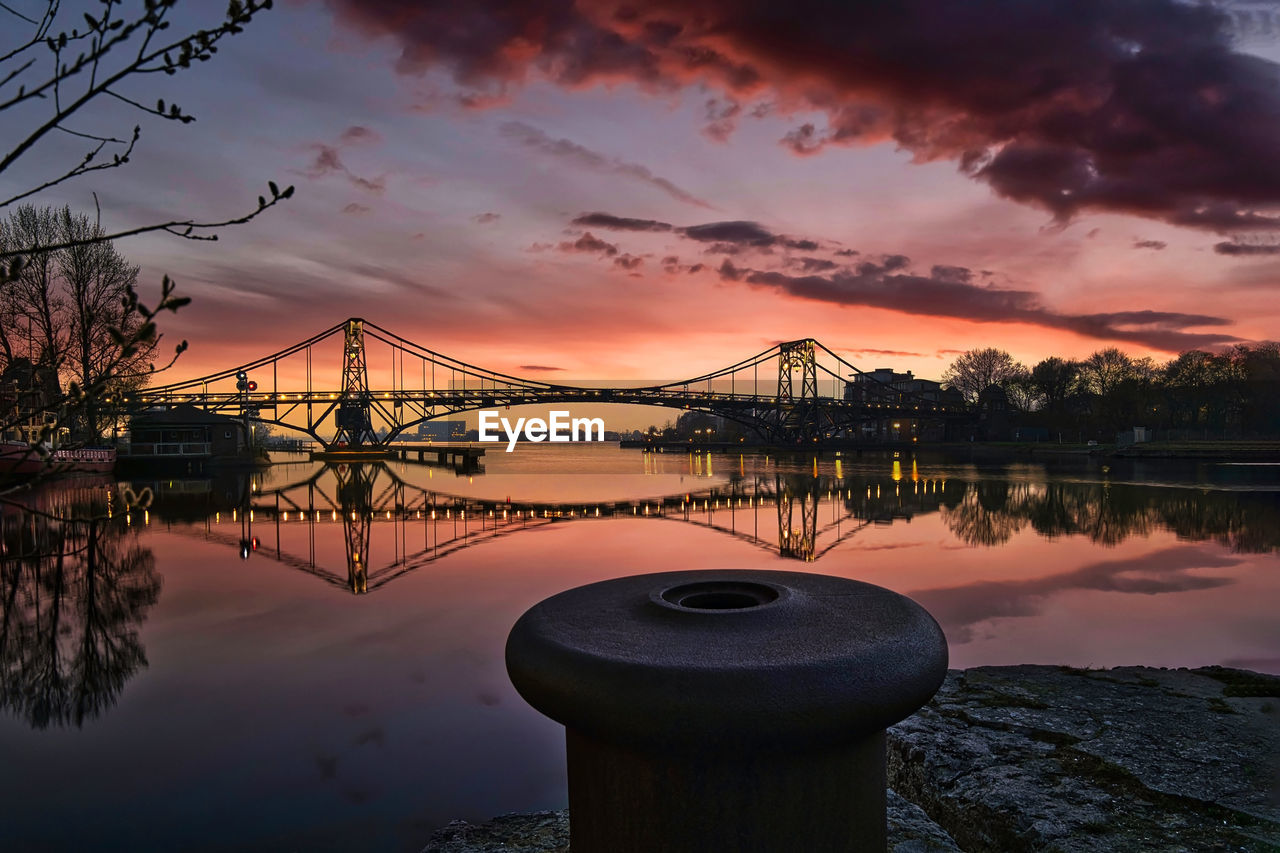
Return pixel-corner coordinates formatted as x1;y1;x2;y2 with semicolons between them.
126;454;1280;596
141;459;957;594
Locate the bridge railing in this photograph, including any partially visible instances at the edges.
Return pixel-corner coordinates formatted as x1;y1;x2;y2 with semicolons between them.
125;442;212;457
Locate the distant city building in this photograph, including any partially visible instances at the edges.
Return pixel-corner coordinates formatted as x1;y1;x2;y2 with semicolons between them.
844;369;963;441
418;420;467;442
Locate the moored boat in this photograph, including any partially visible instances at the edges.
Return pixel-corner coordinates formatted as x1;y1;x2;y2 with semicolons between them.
0;441;116;476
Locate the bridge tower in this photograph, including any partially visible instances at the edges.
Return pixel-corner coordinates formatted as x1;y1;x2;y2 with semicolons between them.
776;339;819;441
334;319;378;448
777;339;818;404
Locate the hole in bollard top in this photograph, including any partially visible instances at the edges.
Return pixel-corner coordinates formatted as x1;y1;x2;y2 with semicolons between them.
657;580;782;611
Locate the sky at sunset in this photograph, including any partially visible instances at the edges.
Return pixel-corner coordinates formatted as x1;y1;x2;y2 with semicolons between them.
6;0;1280;396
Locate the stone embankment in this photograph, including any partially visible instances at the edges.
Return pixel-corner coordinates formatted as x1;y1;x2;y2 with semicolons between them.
424;665;1280;852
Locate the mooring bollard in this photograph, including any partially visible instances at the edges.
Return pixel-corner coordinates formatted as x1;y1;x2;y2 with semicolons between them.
506;569;948;853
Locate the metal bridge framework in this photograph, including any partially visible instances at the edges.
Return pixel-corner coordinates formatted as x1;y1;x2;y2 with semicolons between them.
122;318;964;449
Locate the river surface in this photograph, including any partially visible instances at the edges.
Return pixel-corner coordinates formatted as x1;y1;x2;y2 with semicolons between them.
1;444;1278;851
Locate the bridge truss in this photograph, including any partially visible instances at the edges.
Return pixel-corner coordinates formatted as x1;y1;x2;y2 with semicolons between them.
124;318;964;448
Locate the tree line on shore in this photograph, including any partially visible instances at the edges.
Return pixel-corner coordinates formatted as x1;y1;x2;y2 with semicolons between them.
0;205;153;443
941;345;1280;439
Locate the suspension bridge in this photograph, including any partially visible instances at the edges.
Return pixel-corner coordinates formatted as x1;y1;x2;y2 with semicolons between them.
120;319;965;450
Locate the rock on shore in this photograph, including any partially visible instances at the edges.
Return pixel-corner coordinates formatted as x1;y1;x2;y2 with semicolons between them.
424;665;1280;852
890;665;1279;852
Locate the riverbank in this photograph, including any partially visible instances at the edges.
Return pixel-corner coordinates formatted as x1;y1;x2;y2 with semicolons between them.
622;438;1280;461
424;664;1280;852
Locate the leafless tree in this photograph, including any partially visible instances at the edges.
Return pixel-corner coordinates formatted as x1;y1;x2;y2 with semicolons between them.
0;0;292;278
941;347;1026;404
0;1;293;486
2;204;179;440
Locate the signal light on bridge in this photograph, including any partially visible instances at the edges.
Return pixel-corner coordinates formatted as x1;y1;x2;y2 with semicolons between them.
247;380;258;392
236;370;247;381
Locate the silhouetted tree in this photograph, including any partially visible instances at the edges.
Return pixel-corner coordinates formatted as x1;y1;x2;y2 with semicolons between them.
1029;356;1081;415
942;348;1025;404
0;1;294;477
1162;350;1241;435
0;206;156;441
1080;348;1135;398
1003;365;1039;413
1226;343;1280;436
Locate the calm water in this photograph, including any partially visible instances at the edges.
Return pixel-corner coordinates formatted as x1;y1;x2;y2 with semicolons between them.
2;445;1278;851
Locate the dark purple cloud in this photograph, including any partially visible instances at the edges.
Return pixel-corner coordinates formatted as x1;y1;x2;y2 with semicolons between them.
787;256;838;273
553;209;1239;349
339;125;381;145
703;97;742;142
325;0;1280;232
678;220;819;250
717;256;1238;351
519;364;565;372
613;253;643;270
1133;239;1167;250
301;143;385;193
571;212;673;231
558;232;619;256
473;212;501;224
1214;240;1280;255
499;121;715;209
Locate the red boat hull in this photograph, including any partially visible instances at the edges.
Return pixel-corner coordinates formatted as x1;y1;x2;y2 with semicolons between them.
0;443;116;476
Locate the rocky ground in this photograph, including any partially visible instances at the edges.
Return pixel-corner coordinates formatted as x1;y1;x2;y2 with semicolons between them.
424;665;1280;852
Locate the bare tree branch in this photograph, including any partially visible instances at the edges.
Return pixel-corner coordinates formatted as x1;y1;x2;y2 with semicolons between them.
0;0;287;263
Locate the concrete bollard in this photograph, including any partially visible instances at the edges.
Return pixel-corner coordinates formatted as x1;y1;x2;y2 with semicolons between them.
506;569;948;853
